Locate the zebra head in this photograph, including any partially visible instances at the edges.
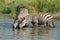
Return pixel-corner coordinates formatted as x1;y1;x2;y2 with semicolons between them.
18;17;26;28
13;17;25;29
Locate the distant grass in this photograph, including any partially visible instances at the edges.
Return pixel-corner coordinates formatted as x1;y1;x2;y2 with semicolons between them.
0;0;60;18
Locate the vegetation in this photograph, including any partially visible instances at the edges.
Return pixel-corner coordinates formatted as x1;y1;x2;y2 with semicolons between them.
0;0;60;18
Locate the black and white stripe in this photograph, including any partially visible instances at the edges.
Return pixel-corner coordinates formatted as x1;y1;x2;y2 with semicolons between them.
38;13;54;28
18;13;55;28
13;8;29;29
39;13;53;22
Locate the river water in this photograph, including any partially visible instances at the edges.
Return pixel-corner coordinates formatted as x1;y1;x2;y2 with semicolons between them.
0;19;60;40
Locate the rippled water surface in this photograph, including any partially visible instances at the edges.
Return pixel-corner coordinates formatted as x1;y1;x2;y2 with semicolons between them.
0;19;60;40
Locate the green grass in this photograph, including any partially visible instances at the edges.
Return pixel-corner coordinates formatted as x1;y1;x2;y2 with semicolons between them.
0;0;60;18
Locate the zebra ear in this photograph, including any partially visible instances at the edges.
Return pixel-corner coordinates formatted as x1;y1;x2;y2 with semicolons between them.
16;5;20;13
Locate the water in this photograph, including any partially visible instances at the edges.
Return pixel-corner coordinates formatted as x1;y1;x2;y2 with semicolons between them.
0;19;60;40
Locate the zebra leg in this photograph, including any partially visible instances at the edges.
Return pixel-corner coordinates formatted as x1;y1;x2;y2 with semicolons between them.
47;21;55;28
52;21;55;28
45;21;52;28
31;21;38;27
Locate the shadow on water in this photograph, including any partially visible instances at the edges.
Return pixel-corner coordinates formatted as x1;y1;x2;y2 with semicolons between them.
0;19;60;40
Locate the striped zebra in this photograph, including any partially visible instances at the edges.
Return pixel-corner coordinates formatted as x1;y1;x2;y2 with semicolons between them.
38;13;55;28
13;7;29;29
18;13;55;28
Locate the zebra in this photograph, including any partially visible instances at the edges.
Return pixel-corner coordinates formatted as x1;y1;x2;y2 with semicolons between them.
13;6;29;29
18;13;55;28
38;13;55;28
